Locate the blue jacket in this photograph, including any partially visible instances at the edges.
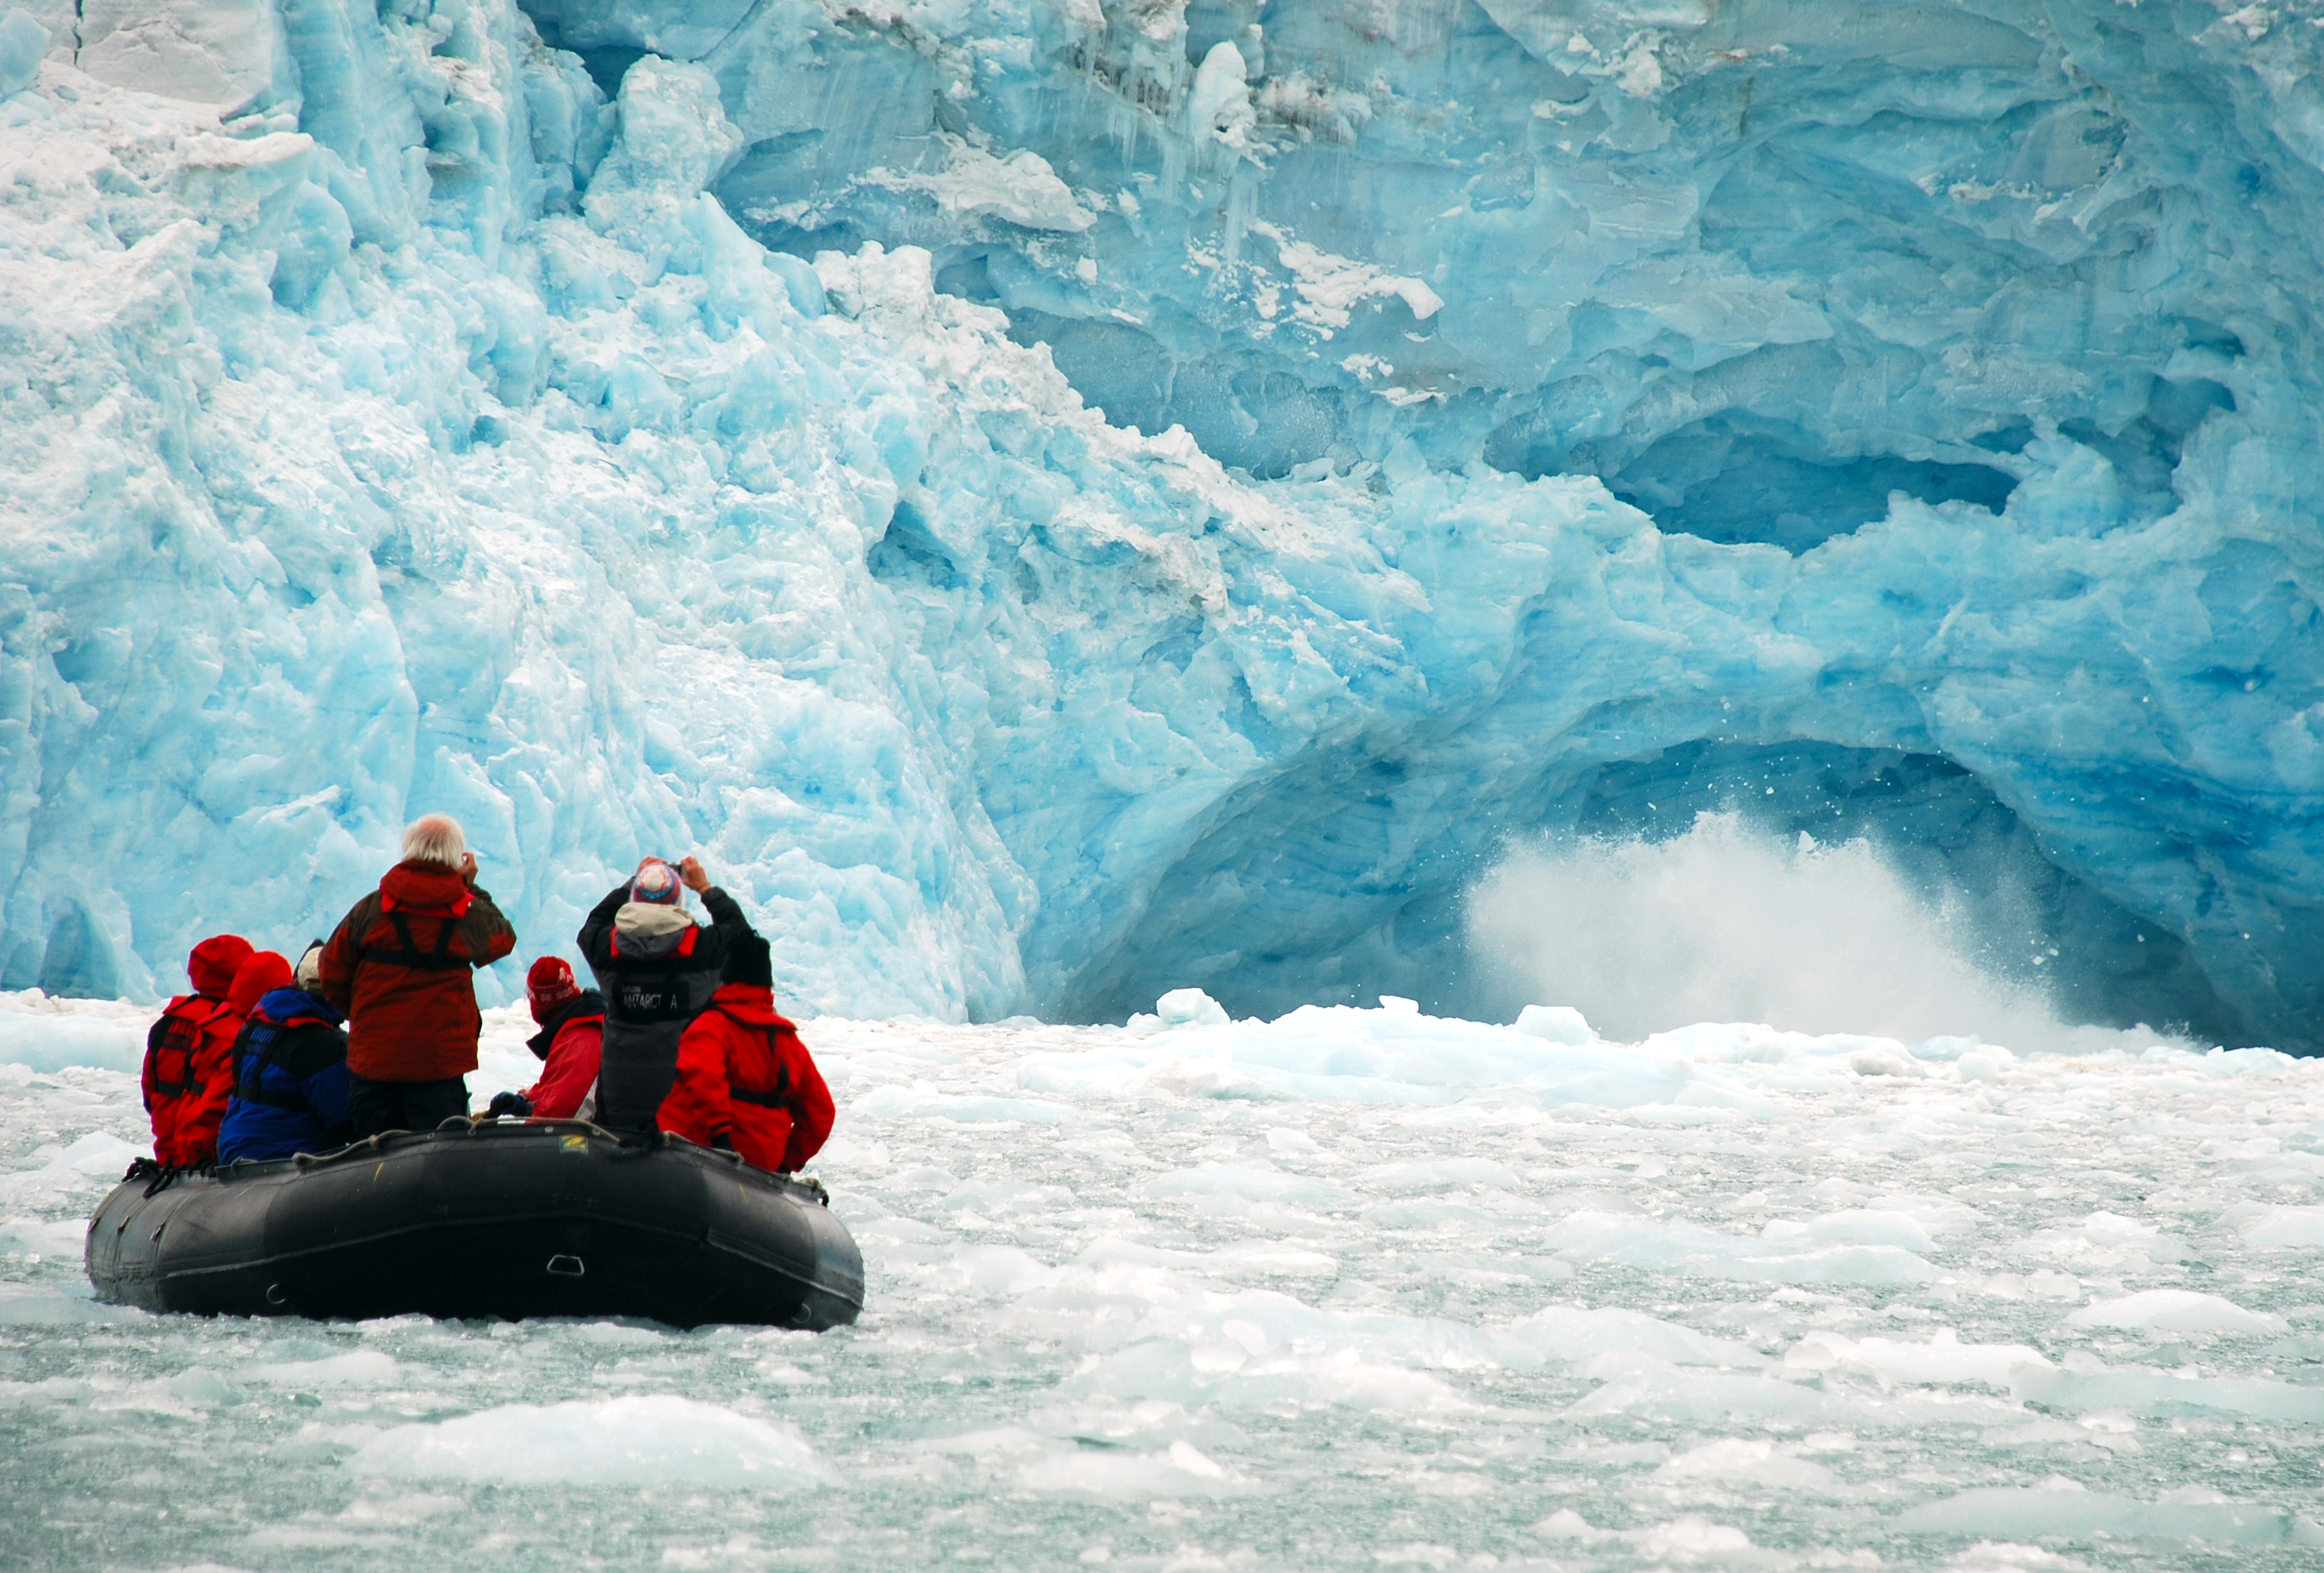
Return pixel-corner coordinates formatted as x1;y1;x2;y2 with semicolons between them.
217;987;353;1163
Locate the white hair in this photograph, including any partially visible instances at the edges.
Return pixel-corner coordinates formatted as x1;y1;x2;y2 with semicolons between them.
401;813;467;869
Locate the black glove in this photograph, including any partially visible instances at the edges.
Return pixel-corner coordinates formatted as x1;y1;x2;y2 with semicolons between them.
486;1091;532;1120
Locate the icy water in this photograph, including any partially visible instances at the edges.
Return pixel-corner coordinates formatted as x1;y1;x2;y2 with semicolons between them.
4;994;2323;1572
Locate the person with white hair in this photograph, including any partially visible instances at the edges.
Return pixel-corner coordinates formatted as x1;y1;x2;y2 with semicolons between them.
319;813;517;1138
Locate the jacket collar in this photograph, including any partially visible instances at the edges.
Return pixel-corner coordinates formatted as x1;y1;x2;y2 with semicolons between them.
708;982;777;1022
525;991;605;1058
256;987;342;1027
612;902;695;956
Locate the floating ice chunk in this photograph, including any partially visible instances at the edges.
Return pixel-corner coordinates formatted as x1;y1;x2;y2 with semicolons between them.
1547;1210;1936;1285
0;1283;138;1325
1153;989;1230;1028
2241;1206;2324;1247
1532;1508;1613;1541
45;1132;144;1175
1565;1370;1856;1425
1625;1518;1778;1563
1761;1209;1936;1253
1570;1369;2020;1428
1938;1546;2094;1573
247;1352;401;1388
1785;1329;2050;1389
1144;1163;1348;1207
2016;1211;2187;1270
2066;1289;2287;1337
1019;1006;1736;1111
168;1367;248;1407
1657;1437;1837;1489
2012;1364;2324;1423
1507;1305;1762;1369
350;1395;833;1487
0;1014;147;1074
1894;1482;2323;1544
1514;1004;1593;1045
1362;1157;1519;1193
1867;1192;1983;1239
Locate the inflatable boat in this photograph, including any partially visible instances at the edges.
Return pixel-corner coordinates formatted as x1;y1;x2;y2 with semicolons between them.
84;1119;863;1330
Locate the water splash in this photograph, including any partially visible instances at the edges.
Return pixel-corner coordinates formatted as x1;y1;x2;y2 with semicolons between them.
1466;813;2178;1053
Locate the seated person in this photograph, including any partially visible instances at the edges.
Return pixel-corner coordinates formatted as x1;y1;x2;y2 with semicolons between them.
143;933;253;1166
658;933;832;1173
218;945;353;1164
485;956;605;1121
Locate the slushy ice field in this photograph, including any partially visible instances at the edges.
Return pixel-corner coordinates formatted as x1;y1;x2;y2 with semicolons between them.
5;992;2323;1571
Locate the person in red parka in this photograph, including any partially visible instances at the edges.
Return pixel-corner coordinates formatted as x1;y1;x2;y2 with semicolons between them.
143;934;254;1166
658;932;832;1173
319;813;517;1138
152;946;291;1168
485;957;605;1121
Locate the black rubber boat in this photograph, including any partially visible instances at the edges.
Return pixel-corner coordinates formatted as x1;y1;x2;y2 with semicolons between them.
84;1120;863;1329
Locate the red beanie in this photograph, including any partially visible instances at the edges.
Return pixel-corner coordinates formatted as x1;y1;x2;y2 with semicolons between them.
527;956;580;1022
187;935;254;999
227;951;292;1018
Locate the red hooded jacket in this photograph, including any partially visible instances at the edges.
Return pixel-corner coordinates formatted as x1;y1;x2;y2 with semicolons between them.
523;995;605;1120
320;860;516;1081
143;935;256;1166
659;982;832;1173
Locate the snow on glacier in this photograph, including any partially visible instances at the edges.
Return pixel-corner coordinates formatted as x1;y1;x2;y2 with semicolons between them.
0;0;2319;1045
7;994;2324;1566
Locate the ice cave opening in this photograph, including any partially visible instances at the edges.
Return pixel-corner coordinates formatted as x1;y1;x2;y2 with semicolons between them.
1054;739;2247;1048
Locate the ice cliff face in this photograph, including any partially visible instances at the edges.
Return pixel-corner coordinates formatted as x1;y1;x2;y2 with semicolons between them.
1;0;2319;1046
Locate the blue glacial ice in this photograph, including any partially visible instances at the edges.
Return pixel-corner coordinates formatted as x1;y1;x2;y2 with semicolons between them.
0;0;2319;1046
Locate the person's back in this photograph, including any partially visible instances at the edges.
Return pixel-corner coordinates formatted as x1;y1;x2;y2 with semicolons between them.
485;956;606;1122
578;856;748;1136
143;934;254;1166
319;814;516;1138
219;945;354;1163
659;933;833;1173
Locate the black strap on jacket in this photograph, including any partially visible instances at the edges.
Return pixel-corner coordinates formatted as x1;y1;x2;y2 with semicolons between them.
360;909;469;971
147;1000;228;1097
709;1006;792;1108
232;1020;313;1110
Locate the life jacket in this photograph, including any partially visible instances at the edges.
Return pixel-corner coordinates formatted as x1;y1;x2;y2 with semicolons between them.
231;1006;339;1110
146;996;234;1104
360;889;475;973
707;1003;794;1110
606;925;702;1020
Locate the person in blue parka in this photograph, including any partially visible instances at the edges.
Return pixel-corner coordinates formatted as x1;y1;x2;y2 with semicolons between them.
217;942;355;1164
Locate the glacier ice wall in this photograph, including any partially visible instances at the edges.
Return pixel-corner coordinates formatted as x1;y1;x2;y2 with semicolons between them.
0;0;2319;1047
